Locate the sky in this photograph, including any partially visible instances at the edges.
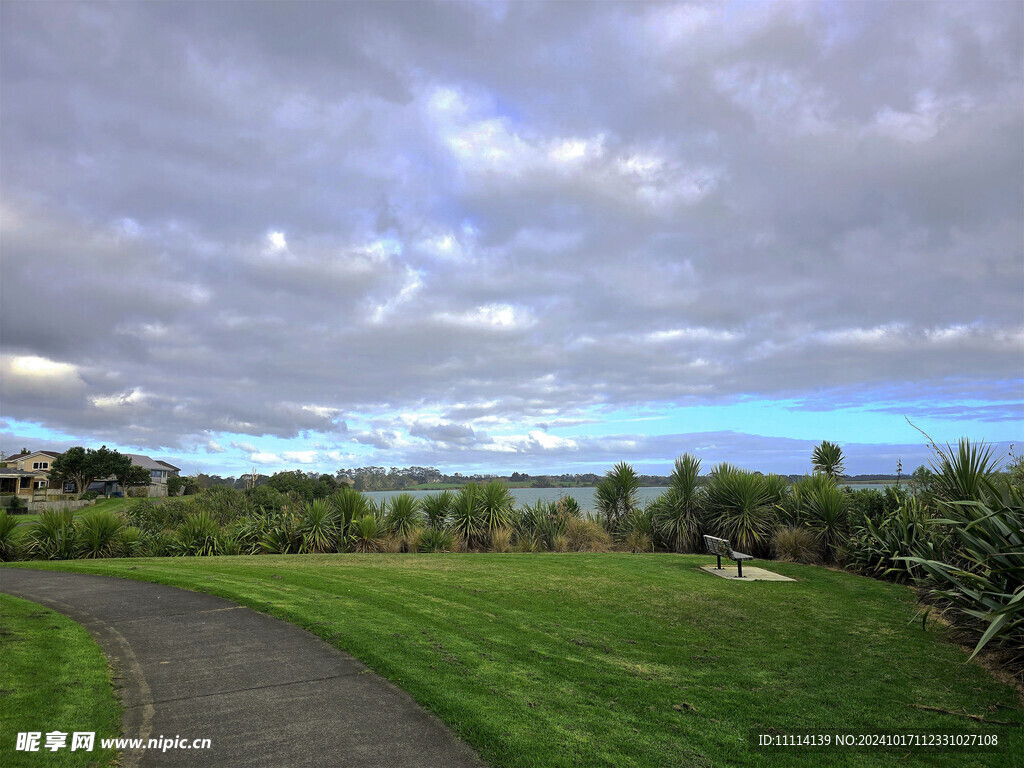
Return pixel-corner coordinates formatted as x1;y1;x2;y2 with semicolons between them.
1;1;1022;478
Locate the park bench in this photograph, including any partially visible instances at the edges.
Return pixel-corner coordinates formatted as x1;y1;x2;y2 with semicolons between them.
703;535;754;578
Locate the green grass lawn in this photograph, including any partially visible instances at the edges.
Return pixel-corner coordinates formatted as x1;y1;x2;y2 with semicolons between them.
7;554;1022;767
0;594;121;767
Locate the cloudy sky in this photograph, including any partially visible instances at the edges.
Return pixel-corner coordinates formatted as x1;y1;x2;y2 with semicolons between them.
1;1;1021;477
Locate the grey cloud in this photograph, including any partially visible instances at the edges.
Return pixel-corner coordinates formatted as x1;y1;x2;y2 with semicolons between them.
1;1;1019;462
408;422;486;445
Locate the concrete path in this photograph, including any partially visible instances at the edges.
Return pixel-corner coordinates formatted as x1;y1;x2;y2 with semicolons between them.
700;564;796;581
1;568;485;768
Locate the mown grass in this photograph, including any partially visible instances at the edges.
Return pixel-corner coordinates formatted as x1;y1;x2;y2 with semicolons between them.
0;594;120;767
8;554;1023;768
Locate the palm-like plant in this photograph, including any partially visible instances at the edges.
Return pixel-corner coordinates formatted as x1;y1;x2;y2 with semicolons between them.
811;441;846;480
0;510;22;561
329;488;371;539
595;462;640;530
76;510;125;559
29;508;78;560
706;464;775;556
421;490;455;529
477;481;514;540
653;454;705;553
300;498;340;553
350;514;383;553
385;493;425;539
175;511;222;556
416;526;454;553
802;479;848;562
448;484;483;548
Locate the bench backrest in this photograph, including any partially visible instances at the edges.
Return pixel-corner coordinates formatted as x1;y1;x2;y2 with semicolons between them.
703;535;732;558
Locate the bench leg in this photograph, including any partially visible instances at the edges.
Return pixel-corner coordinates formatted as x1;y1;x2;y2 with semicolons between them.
737;559;743;578
716;555;722;570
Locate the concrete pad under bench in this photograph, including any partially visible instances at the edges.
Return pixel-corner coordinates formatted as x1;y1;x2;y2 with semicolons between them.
700;565;796;581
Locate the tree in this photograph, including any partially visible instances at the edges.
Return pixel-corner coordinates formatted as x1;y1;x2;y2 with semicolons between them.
166;475;184;497
811;441;846;481
653;454;705;553
50;446;124;497
595;462;640;530
117;463;151;497
181;477;202;495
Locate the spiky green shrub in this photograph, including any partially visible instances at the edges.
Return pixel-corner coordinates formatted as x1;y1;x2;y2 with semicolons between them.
416;526;454;553
449;484;483;548
329;487;370;539
706;464;775;556
903;489;1024;661
258;513;303;554
422;490;455;529
145;531;178;557
477;481;514;541
555;496;582;517
847;497;937;582
802;478;848;563
517;501;568;551
300;498;340;553
0;510;23;561
216;530;242;556
928;437;1002;504
384;494;425;541
619;506;656;545
76;510;125;559
29;509;78;560
115;525;146;558
763;474;790;507
595;462;640;531
350;514;383;553
771;525;821;564
174;512;221;556
652;454;705;553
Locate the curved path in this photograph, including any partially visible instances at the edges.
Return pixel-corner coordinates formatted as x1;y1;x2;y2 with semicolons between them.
1;568;484;768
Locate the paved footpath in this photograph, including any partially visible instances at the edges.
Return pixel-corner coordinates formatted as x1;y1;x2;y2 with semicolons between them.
1;568;485;768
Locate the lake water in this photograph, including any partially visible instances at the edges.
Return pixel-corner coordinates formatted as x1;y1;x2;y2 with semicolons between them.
364;483;897;513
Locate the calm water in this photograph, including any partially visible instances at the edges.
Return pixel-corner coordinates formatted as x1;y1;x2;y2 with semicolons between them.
363;482;897;513
364;487;668;514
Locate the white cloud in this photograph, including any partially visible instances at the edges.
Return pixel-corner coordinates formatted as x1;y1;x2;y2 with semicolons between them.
267;231;287;251
282;450;318;464
251;452;284;465
436;303;530;330
644;328;740;343
92;389;146;409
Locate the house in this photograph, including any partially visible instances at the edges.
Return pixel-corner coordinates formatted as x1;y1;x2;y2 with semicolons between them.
0;449;182;500
0;451;63;499
90;453;182;497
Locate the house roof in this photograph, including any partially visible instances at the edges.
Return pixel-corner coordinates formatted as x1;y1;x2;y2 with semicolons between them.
2;450;60;462
0;468;39;477
124;453;168;471
156;460;181;471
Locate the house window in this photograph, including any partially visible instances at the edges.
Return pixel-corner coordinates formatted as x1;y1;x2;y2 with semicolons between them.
35;480;47;489
32;462;49;470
